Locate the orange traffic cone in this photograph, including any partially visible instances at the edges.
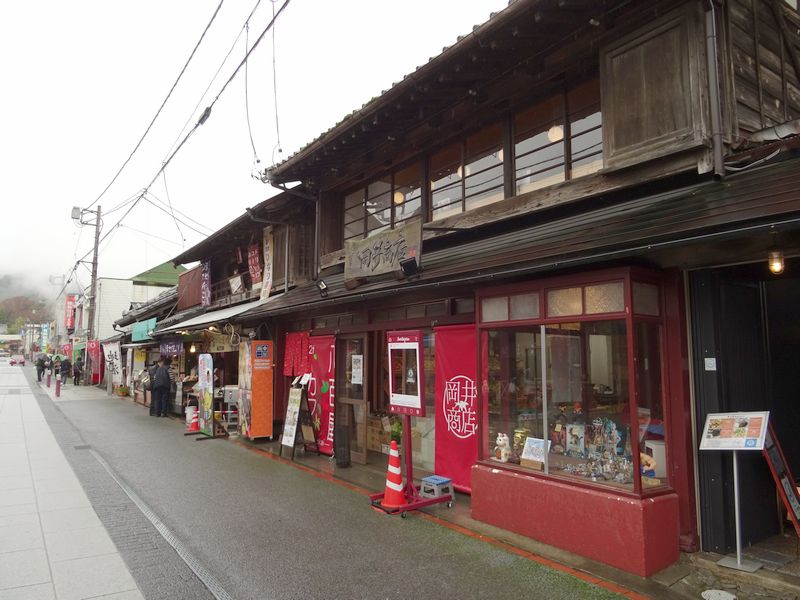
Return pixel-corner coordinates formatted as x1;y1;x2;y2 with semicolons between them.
381;440;406;510
187;408;199;433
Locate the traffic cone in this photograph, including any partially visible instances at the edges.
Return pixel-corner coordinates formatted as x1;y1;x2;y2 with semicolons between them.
186;407;199;433
380;440;406;510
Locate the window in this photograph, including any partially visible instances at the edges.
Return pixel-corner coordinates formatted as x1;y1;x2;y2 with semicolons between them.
430;143;462;221
479;271;668;495
343;163;423;242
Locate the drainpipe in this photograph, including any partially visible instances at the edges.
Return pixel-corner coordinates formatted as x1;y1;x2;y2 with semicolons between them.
706;0;725;179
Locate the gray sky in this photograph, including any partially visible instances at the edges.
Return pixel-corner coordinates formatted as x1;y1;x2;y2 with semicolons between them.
0;0;508;299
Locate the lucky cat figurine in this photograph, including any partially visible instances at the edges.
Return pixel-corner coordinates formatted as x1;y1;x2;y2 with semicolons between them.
494;433;511;463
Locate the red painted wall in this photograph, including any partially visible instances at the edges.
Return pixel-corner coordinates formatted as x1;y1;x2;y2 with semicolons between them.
471;465;680;576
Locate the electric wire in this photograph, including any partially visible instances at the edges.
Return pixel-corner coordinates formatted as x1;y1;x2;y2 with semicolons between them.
84;0;226;211
245;21;262;176
270;0;283;165
161;170;186;243
142;197;211;237
145;191;215;233
118;223;186;246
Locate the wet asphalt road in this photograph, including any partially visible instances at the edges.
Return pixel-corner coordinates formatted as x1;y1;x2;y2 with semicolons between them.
18;366;625;600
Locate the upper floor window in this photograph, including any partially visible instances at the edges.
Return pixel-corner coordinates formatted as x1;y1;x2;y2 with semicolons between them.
344;163;423;242
514;79;602;195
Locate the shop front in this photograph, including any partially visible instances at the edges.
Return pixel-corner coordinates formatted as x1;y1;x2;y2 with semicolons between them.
470;267;690;577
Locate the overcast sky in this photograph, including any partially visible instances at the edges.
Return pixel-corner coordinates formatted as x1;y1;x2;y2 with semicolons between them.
0;0;508;300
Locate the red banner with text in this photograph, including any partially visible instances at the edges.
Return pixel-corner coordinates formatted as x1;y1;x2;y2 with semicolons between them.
434;325;478;492
308;335;335;456
65;294;76;329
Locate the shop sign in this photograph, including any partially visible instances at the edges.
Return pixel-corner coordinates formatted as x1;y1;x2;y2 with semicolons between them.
229;274;244;295
387;329;425;417
102;341;122;386
434;325;478;491
197;353;214;436
344;217;422;283
700;411;769;451
248;243;262;285
65;295;76;329
200;261;212;307
260;228;273;301
132;317;157;342
208;332;236;353
159;337;183;357
238;340;274;439
308;335;335;455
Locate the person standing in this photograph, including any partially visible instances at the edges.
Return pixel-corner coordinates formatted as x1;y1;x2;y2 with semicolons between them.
53;357;62;383
148;361;160;416
152;357;172;418
35;355;45;382
61;357;71;385
73;357;83;386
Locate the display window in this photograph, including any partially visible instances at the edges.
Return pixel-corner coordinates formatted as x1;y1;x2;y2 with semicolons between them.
478;269;669;496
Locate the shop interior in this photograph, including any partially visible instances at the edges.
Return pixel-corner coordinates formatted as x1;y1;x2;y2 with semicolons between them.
692;257;800;572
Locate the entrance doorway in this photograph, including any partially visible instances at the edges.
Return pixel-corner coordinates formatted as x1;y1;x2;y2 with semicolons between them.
691;262;800;554
335;334;369;465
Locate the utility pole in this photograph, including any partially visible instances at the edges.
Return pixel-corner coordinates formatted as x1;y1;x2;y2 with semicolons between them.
86;205;101;342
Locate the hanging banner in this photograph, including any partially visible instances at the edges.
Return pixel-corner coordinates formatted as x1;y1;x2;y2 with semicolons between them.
434;325;478;492
387;329;425;417
308;335;335;455
125;347;134;388
65;295;76;329
260;229;273;301
200;261;212;307
87;339;101;384
248;243;262;285
101;341;122;387
159;337;183;357
198;353;214;436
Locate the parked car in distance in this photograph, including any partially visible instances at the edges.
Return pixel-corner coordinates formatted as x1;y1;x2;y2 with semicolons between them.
10;355;25;366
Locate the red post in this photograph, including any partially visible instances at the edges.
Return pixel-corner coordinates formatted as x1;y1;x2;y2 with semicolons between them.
55;378;61;398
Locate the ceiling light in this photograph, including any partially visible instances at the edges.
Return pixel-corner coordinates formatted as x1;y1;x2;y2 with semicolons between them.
547;125;564;143
768;250;785;275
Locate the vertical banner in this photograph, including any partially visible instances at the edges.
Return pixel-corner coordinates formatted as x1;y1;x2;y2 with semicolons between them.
87;339;101;384
198;353;214;436
200;261;212;307
435;325;478;492
247;243;262;285
126;348;134;388
260;228;273;301
101;342;122;386
387;330;425;417
64;295;76;329
308;335;335;455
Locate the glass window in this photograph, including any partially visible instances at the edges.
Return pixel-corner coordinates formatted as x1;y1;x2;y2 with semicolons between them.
633;282;660;316
547;287;582;317
344;189;365;241
514;95;566;195
394;163;422;224
486;321;637;491
585;282;624;314
366;177;392;236
482;297;508;322
411;331;436;472
568;79;603;178
635;321;667;488
464;123;505;212
510;293;539;320
430;143;463;221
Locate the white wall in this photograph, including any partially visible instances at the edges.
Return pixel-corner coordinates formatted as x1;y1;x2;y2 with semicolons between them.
131;283;171;303
94;279;133;340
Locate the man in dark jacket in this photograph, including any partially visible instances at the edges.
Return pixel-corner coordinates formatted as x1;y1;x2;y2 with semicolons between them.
152;357;172;417
35;355;45;382
73;357;83;386
148;361;159;416
60;357;71;385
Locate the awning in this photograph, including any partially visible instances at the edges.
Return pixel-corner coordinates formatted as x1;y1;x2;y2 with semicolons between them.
121;342;157;349
156;299;266;334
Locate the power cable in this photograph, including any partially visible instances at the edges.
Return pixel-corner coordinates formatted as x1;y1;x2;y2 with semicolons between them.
145;191;215;233
270;0;283;165
142;197;211;237
119;223;186;246
84;0;226;211
161;170;186;243
245;21;262;177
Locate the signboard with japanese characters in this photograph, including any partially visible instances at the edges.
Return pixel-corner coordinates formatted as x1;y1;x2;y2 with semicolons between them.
344;217;421;283
259;229;273;301
200;261;212;307
248;243;262;285
101;341;122;387
65;295;76;329
387;329;425;417
699;411;769;451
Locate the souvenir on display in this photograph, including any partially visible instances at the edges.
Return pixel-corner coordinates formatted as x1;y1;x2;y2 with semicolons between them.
639;452;657;477
494;433;511;462
566;424;585;456
550;423;566;454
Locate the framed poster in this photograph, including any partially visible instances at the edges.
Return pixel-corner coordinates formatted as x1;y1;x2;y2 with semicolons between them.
281;387;303;448
699;411;769;451
387;330;425;417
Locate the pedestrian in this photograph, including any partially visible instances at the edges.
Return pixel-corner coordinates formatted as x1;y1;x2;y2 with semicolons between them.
35;355;45;382
53;357;62;382
61;357;71;385
148;361;159;416
73;357;83;386
152;357;172;417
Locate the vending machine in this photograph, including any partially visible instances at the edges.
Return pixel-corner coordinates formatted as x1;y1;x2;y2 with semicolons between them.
238;340;274;440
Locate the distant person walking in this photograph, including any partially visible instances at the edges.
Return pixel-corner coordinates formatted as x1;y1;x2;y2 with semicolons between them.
61;357;71;385
152;357;172;418
73;357;83;386
148;361;160;416
35;355;45;382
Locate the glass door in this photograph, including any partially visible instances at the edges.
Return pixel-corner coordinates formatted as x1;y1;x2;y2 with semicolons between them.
336;334;369;464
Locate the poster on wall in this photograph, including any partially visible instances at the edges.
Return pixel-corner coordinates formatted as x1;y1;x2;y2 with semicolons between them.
101;341;122;386
434;325;478;491
198;353;214;437
387;330;425;417
308;335;335;455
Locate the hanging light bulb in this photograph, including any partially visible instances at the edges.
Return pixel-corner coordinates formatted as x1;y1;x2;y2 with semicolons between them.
393;191;405;205
547;125;564;143
768;250;785;275
189;343;196;353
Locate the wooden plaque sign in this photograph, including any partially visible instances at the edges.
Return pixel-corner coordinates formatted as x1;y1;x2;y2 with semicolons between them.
344;218;421;283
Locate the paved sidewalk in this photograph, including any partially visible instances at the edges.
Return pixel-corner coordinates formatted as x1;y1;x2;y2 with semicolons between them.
0;365;143;600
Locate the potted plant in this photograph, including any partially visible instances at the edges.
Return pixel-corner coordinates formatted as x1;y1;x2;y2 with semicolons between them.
115;385;129;397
